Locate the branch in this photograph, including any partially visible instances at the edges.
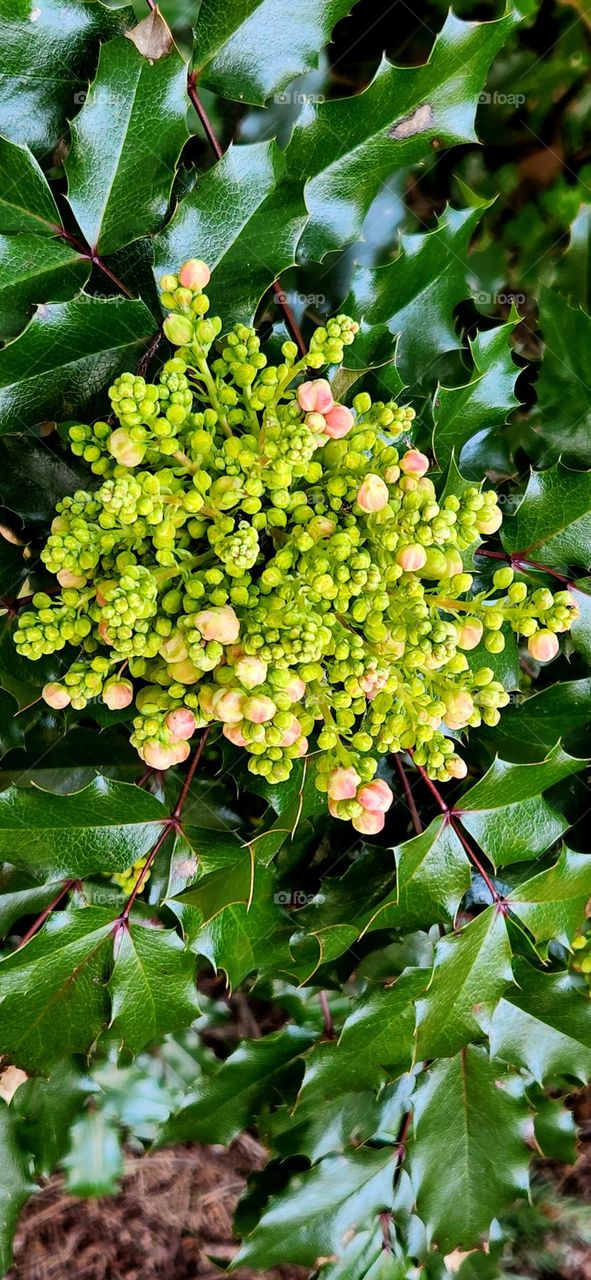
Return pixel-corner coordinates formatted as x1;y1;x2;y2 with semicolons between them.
55;226;135;300
17;879;78;949
410;756;503;907
393;754;423;834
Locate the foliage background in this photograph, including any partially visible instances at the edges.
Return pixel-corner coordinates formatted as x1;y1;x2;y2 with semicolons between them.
1;0;591;1275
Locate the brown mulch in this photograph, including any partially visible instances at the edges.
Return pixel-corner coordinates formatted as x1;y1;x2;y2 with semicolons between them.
9;1135;308;1280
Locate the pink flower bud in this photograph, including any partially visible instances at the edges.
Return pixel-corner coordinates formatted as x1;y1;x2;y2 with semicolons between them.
476;507;502;535
359;670;388;700
167;658;201;685
295;736;309;757
42;682;71;710
324;404;354;439
243;695;277;724
103;679;134;711
161;631;189;664
447;755;468;779
400;449;430;477
142;739;190;770
305;411;327;434
397;544;427;572
357;779;394;813
298;379;334;414
166;708;197;741
352;808;386;835
280;716;302;747
98;620;114;645
178;259;211;290
457;618;483;650
223;722;248;748
528;630;559;662
357;473;389;512
444;691;474;730
108;428;146;468
384;465;400;484
235;655;268;688
163;313;194;347
327;766;361;801
328;797;341;819
285;677;306;703
195;606;240;644
211;688;246;723
57;569;86;589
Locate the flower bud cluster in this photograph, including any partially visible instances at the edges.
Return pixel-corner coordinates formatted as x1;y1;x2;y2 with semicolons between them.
14;260;579;827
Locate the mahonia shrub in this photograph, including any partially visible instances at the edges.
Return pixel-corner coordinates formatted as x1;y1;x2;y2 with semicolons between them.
14;260;577;835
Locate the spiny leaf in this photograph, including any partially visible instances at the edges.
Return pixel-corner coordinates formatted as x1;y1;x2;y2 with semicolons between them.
0;136;61;235
415;907;512;1060
507;847;591;944
109;922;199;1054
156;1025;315;1147
154;141;308;324
287;12;518;260
192;0;356;105
0;298;157;436
65;33;188;256
486;678;591;757
488;959;591;1083
0;777;167;879
534;288;591;466
0;235;89;340
365;816;470;933
432;318;520;470
501;461;591;570
235;1147;396;1269
410;1046;530;1250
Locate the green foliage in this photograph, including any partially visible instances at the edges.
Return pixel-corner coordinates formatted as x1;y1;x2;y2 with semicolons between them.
1;0;591;1276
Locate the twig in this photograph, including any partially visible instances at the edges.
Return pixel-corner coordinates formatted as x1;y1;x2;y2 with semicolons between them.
171;726;209;819
55;226;135;300
410;756;503;906
17;880;77;949
393;754;423;834
319;989;335;1039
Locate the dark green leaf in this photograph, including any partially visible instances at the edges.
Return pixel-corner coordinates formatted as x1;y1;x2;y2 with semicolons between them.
535;289;591;465
109;922;199;1054
432;319;520;470
507;847;591;944
0;1098;33;1274
0;777;167;879
0;298;157;436
0;235;89;339
365;816;470;933
501;462;591;571
0;136;60;235
486;679;591;758
415;907;512;1060
14;1059;87;1177
65;33;188;256
489;960;591;1083
410;1047;529;1250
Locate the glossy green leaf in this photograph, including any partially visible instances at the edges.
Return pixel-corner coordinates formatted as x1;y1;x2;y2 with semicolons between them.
433;319;520;470
533;1094;577;1163
501;462;591;570
0;907;114;1071
0;234;89;339
0;435;90;530
0;777;167;879
191;865;294;989
534;288;591;465
156;1025;315;1147
410;1046;529;1250
507;848;591;944
236;1147;396;1269
0;1098;33;1275
0;879;66;939
154;141;308;323
109;922;199;1054
555;203;591;309
0;297;157;436
13;1060;87;1178
65;33;188;256
193;0;355;105
366;816;470;933
487;679;591;758
0;136;60;235
489;960;591;1083
288;12;517;260
415;908;512;1060
345;207;483;386
0;0;132;155
62;1110;124;1196
458;745;585;867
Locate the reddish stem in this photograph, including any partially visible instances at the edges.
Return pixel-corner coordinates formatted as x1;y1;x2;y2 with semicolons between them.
55;226;135;300
410;756;450;815
171;727;209;820
410;756;503;905
319;989;335;1039
17;879;77;949
476;546;574;588
393;754;423;834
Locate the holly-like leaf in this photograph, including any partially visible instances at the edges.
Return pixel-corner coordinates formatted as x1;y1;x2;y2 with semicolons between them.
156;1025;315;1147
501;462;591;571
154;141;308;324
0;435;90;530
489;959;591;1083
192;0;355;105
458;745;585;867
0;907;115;1071
487;679;591;758
65;33;188;256
236;1147;396;1269
365;816;470;934
410;1046;529;1250
0;297;157;435
190;865;295;989
0;777;167;879
287;12;517;260
0;235;90;339
0;1098;33;1275
344;206;483;387
507;847;591;944
432;318;520;470
109;922;199;1054
534;288;591;465
62;1110;124;1196
0;879;66;939
415;907;512;1060
0;0;132;156
0;136;60;235
13;1060;87;1178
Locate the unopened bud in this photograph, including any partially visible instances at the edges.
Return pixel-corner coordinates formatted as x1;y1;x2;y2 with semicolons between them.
42;682;71;710
305;411;327;433
444;691;474;729
163;313;195;346
166;708;197;741
324;404;354;439
161;631;189;663
222;722;248;747
103;679;134;710
178;259;210;291
400;449;429;477
108;428;146;468
142;739;190;770
235;655;268;688
212;688;246;723
280;716;302;747
397;543;427;572
285;677;307;703
477;507;502;535
297;378;334;414
57;569;87;589
352;808;385;835
528;629;559;662
457;618;483;650
447;755;468;779
357;473;389;512
327;766;361;801
243;694;277;723
357;779;393;813
195;605;240;644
